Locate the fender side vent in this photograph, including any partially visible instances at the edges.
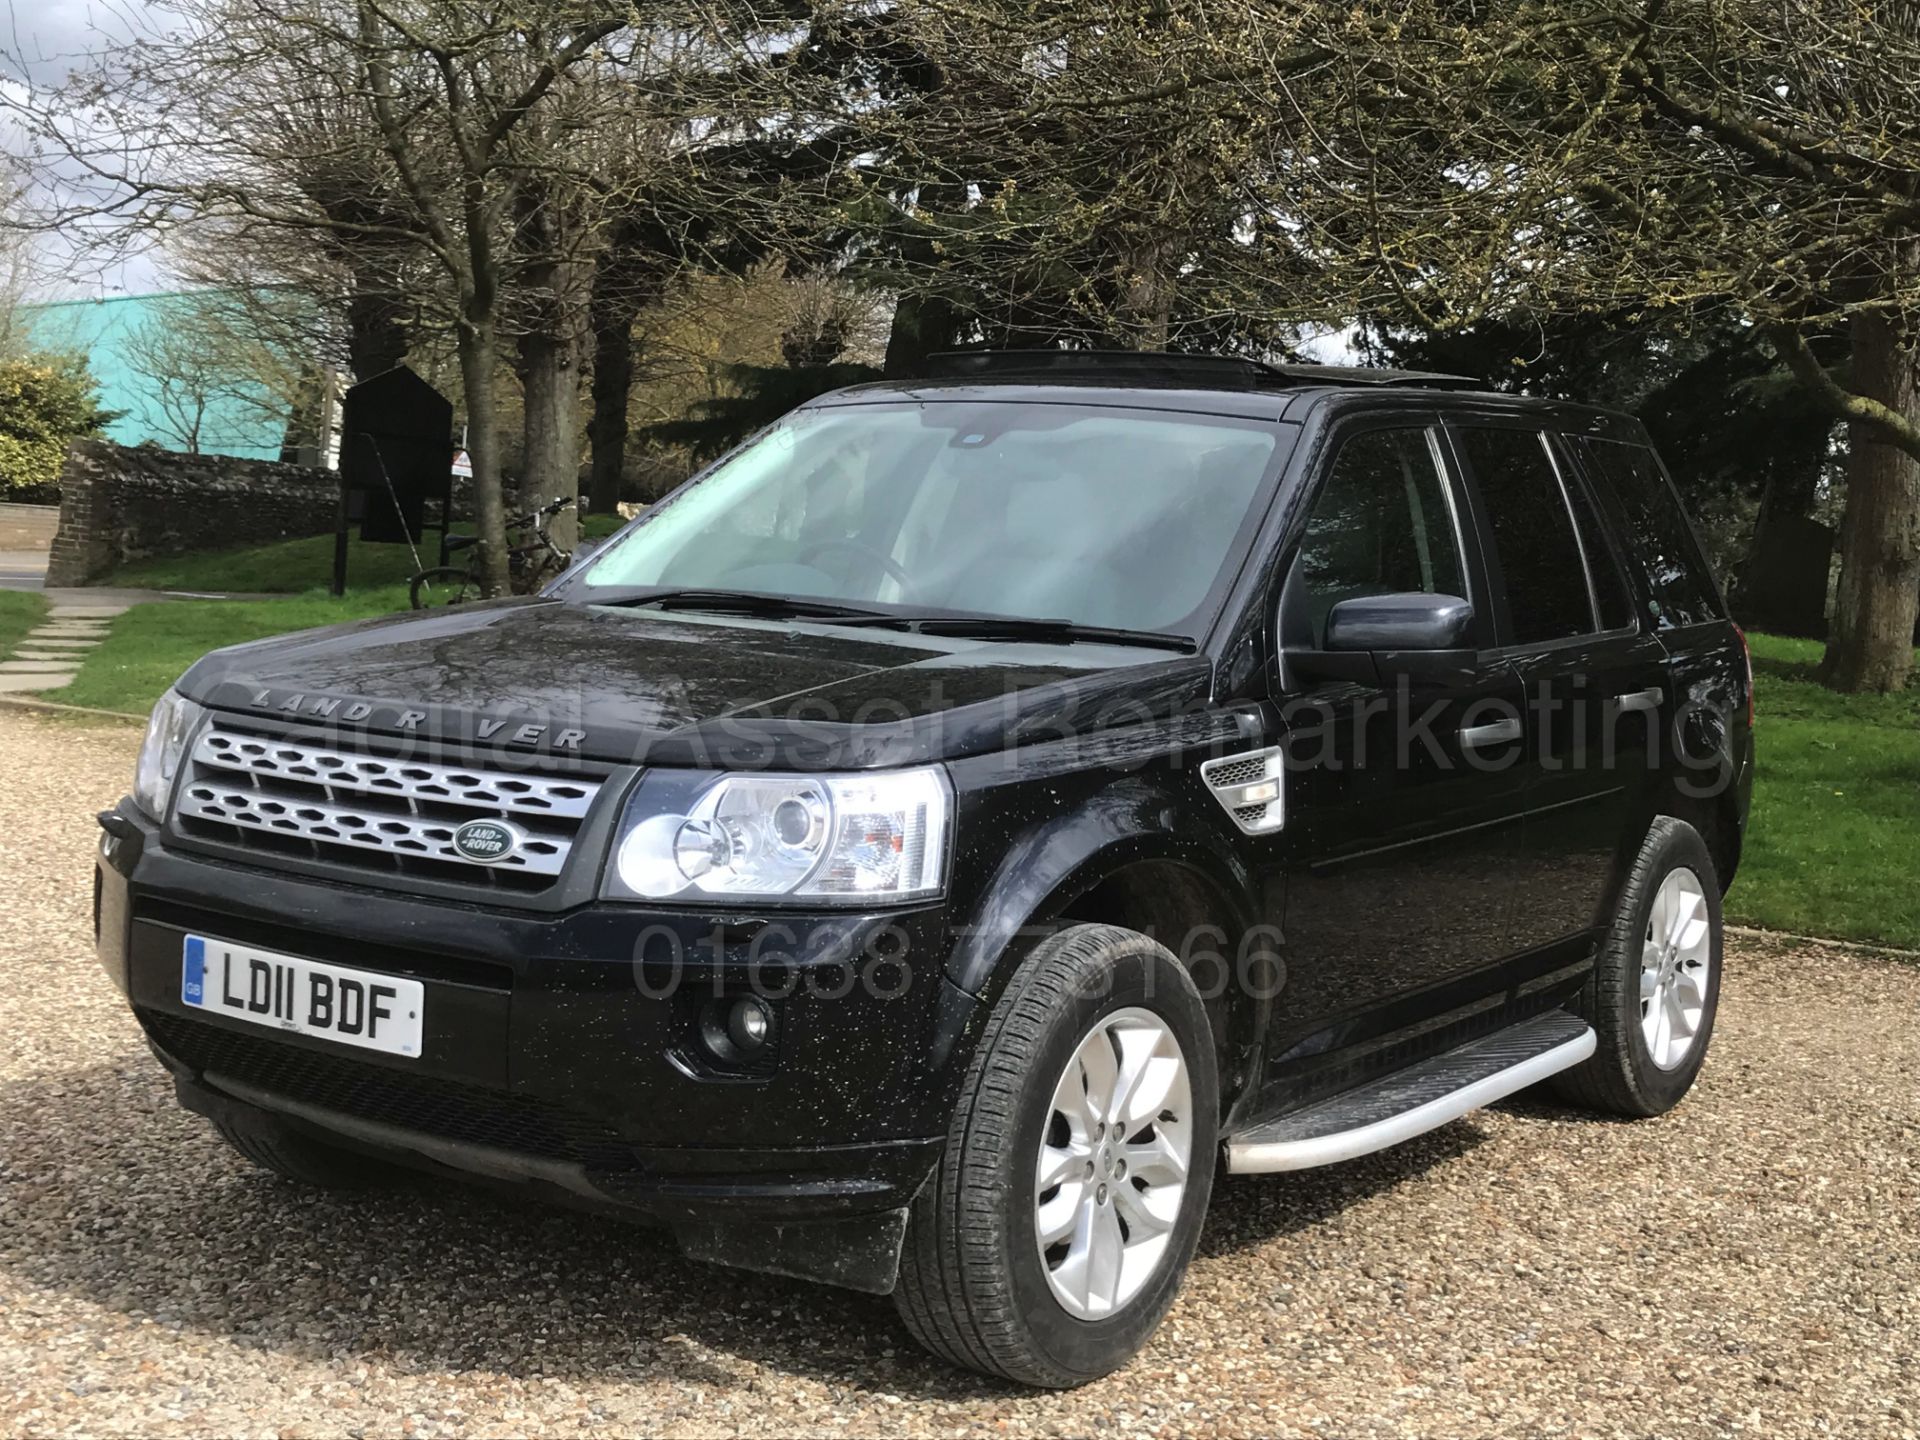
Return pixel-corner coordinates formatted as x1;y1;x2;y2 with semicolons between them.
1200;747;1285;835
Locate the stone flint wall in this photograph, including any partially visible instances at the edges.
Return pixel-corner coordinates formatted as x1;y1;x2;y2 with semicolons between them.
47;440;340;587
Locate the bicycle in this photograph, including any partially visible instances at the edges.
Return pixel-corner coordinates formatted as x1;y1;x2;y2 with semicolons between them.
409;495;576;609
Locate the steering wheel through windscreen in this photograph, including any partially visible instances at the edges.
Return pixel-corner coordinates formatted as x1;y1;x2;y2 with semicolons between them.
797;537;914;590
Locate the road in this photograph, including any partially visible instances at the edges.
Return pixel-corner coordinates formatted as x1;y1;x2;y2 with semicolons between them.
2;712;1915;1438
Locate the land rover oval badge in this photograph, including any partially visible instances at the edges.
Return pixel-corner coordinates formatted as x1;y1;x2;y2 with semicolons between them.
452;818;520;864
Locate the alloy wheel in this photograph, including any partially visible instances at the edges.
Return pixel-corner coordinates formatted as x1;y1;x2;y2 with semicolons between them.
1640;867;1713;1070
1033;1006;1193;1320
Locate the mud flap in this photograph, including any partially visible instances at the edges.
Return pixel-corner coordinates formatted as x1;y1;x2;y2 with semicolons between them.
673;1206;911;1295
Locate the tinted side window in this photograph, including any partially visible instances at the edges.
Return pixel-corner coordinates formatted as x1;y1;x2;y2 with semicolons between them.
1580;438;1723;629
1296;428;1465;647
1554;442;1635;631
1457;426;1594;645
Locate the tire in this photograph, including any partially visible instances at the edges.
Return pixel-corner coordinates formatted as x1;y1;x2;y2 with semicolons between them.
1551;815;1723;1117
894;924;1219;1388
409;566;476;609
213;1115;392;1189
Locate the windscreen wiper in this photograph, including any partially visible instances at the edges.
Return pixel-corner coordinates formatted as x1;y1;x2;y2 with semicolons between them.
590;589;1199;652
835;613;1200;653
587;588;896;621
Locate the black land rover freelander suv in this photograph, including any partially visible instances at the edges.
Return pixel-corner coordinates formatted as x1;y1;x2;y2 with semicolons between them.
97;351;1753;1387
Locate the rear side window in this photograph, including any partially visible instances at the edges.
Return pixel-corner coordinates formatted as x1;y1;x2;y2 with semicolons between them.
1294;427;1466;646
1455;426;1594;645
1579;439;1724;629
1554;443;1635;632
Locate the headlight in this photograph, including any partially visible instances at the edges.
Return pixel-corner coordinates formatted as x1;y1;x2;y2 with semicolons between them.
605;766;951;904
133;690;204;820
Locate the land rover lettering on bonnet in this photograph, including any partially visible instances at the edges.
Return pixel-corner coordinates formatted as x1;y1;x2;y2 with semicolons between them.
96;351;1752;1388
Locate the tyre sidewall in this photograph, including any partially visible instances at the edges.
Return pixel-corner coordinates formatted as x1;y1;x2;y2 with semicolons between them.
1610;821;1724;1110
996;937;1218;1382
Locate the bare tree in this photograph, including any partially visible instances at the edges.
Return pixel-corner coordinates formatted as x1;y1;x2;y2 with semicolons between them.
120;290;307;454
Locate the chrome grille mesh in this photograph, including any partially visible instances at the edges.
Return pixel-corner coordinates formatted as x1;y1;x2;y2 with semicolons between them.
175;783;569;875
175;721;603;891
193;731;595;817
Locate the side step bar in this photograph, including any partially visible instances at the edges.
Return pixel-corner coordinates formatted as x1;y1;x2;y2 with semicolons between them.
1224;1010;1596;1174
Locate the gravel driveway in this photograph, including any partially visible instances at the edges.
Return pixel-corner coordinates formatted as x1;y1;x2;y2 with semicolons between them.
3;710;1916;1438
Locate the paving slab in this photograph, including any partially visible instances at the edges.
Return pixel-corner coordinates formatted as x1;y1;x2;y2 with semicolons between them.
46;606;130;620
0;673;68;692
26;626;108;639
0;660;87;673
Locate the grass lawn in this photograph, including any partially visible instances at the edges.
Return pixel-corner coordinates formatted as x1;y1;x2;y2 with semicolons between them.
32;588;410;715
106;512;629;594
1728;633;1920;950
0;591;48;656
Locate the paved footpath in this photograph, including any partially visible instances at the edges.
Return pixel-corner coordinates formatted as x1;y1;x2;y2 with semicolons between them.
0;589;184;696
0;597;133;693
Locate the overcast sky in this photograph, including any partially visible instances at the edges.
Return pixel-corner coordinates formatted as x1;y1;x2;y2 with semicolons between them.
6;0;170;299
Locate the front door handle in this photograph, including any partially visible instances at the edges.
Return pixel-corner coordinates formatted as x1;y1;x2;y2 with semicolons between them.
1459;717;1522;748
1612;687;1663;714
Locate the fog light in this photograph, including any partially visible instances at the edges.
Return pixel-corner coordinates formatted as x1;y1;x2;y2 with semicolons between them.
729;996;772;1051
697;995;777;1069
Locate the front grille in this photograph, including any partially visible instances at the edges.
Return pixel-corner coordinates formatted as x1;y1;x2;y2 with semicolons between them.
173;722;606;893
141;1009;634;1169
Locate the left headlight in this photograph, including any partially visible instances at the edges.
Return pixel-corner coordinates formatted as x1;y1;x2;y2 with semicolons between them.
605;766;952;905
133;689;204;820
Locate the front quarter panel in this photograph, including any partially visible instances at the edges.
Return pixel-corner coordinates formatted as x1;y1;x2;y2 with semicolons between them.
937;710;1266;1027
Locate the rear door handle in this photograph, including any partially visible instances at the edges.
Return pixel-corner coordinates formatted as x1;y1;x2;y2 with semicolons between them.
1612;687;1662;714
1458;718;1522;748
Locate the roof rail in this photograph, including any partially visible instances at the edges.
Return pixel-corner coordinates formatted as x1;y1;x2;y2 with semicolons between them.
926;349;1286;388
923;350;1485;392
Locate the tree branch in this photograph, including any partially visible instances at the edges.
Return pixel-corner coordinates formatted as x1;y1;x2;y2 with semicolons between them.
1771;323;1920;463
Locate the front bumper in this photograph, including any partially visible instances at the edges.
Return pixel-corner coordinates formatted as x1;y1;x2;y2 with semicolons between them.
96;802;981;1292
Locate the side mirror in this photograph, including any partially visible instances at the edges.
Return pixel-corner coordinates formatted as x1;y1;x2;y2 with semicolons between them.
1289;592;1476;686
1325;592;1473;652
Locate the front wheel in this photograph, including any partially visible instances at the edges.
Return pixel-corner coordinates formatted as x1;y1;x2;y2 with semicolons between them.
409;565;476;609
894;924;1218;1387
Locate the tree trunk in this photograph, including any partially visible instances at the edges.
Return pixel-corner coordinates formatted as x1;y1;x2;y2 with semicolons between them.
1117;231;1178;349
455;312;510;597
585;277;635;515
884;293;959;378
517;323;581;554
345;282;410;381
1820;311;1920;691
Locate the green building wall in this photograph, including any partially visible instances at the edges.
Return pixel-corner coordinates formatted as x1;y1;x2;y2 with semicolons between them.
19;291;288;461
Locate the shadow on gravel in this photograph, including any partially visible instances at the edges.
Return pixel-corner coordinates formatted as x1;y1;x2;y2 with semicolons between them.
4;1055;1503;1399
1199;1121;1487;1260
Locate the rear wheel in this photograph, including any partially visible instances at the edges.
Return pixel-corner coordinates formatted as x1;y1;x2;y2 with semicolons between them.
409;566;476;609
894;924;1218;1387
1552;815;1723;1117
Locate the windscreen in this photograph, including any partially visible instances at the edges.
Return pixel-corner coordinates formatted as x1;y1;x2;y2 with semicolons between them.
576;401;1281;634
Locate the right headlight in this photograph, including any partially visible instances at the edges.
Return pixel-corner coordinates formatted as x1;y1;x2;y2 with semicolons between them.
604;765;952;905
133;688;204;820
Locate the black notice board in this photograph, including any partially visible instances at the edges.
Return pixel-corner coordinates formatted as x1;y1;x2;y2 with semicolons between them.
338;365;454;545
